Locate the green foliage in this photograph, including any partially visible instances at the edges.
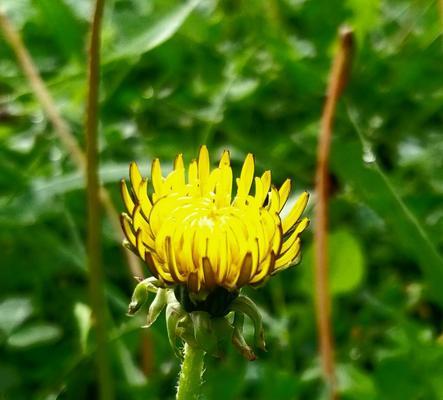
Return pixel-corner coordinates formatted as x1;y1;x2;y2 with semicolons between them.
1;0;443;398
7;323;62;349
300;229;365;296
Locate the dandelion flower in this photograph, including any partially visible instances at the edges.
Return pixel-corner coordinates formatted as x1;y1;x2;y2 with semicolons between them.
121;146;309;295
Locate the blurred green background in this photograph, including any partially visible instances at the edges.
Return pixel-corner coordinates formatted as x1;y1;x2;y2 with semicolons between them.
1;0;443;398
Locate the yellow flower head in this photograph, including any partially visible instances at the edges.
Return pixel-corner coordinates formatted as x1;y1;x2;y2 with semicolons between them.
121;146;309;294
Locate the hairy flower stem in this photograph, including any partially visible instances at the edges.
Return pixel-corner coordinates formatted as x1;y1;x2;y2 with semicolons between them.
176;344;205;400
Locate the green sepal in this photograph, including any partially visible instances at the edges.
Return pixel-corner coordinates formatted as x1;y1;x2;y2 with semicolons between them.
229;295;266;351
176;315;199;348
231;312;256;361
127;277;160;315
190;311;218;355
212;316;234;342
143;288;167;328
166;302;186;358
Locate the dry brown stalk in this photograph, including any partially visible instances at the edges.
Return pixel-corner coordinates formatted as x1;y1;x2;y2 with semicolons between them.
314;26;354;399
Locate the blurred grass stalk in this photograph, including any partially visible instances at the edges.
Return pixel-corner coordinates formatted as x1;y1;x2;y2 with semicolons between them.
85;0;114;398
315;27;354;399
0;11;143;279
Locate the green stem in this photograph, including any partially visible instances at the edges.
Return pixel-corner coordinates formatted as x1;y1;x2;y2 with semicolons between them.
86;0;114;399
176;343;205;400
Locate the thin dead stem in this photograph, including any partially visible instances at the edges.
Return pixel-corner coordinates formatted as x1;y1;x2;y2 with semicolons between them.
0;11;143;278
314;27;354;399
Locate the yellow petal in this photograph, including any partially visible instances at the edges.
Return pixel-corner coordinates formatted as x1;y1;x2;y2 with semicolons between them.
164;170;181;193
202;257;216;289
174;153;184;170
151;158;163;199
216;152;232;206
272;219;283;255
165;237;186;282
216;231;229;283
275;238;301;269
132;205;155;249
278;179;291;212
181;225;198;273
173;153;185;188
120;213;136;246
120;179;135;214
218;150;230;168
203;167;220;195
188;159;198;186
281;217;309;253
129;162;143;192
254;177;264;206
250;251;276;284
145;251;173;283
248;237;260;278
138;178;152;218
261;171;271;201
136;229;147;259
282;191;309;234
267;187;280;214
237;153;254;197
198;145;210;190
235;252;253;287
226;215;248;264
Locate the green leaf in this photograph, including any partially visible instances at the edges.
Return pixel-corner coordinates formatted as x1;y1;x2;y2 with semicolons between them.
0;364;21;392
337;364;377;400
299;229;365;296
0;297;33;336
5;0;202;100
104;0;202;64
330;107;443;306
0;162;157;225
346;0;380;45
115;341;147;387
73;302;91;354
6;324;62;349
34;0;85;58
31;163;134;196
330;229;365;294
